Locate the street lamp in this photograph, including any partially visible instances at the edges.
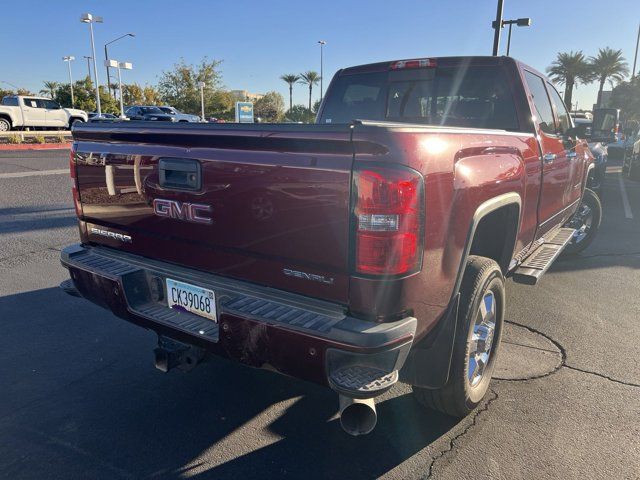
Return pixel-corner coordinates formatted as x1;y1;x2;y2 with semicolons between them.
501;17;532;55
63;56;75;107
318;40;326;102
104;33;135;97
83;56;93;82
632;22;639;78
105;59;133;118
80;13;104;116
198;81;206;122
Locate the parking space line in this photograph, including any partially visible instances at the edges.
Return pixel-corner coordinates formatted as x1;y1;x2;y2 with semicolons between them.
0;169;68;179
618;173;634;219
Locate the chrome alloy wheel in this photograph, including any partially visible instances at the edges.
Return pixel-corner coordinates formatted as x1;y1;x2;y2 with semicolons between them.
569;203;594;244
467;291;496;387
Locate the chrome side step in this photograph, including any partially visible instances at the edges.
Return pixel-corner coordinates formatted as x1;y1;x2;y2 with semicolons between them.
512;228;575;285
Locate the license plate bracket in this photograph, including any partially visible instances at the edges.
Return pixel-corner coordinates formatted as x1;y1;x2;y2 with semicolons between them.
165;278;217;322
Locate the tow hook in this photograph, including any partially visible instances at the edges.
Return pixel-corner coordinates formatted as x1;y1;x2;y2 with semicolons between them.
153;336;205;373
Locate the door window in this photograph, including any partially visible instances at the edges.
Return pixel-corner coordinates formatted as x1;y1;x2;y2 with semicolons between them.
43;99;60;110
546;84;572;135
523;71;555;135
23;98;41;108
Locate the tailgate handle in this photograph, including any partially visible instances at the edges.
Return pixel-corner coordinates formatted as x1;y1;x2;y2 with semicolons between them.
159;158;201;191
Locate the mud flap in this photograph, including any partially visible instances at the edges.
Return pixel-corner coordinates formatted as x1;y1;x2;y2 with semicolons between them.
399;293;459;388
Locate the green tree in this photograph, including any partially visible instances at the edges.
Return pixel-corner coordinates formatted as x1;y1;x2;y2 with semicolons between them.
16;88;34;96
122;83;145;105
0;88;14;99
590;48;629;107
280;74;300;112
157;57;224;115
40;81;59;99
546;51;593;110
143;85;161;105
285;104;311;123
312;99;321;115
298;71;321;122
610;76;640;122
254;91;285;122
53;78;118;114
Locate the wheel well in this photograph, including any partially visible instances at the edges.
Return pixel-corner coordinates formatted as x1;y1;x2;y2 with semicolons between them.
0;114;12;126
468;204;520;273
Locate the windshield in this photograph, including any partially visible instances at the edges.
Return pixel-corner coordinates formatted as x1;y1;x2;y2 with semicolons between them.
319;65;519;131
159;107;176;114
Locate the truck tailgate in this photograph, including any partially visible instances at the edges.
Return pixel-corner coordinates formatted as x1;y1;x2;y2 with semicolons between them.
72;123;363;304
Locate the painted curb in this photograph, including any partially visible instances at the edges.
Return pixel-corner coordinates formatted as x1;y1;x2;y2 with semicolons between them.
0;143;72;151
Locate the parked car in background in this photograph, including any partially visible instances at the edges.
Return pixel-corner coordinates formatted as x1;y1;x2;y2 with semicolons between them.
0;95;87;131
158;106;201;122
61;56;600;436
88;112;118;120
623;127;640;181
125;106;176;122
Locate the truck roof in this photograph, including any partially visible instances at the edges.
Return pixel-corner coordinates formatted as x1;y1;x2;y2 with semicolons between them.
339;55;528;76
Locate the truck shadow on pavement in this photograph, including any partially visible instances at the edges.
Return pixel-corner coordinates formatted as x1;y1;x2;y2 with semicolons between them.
0;287;459;480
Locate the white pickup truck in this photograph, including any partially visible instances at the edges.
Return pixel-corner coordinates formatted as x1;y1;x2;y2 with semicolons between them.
0;95;88;131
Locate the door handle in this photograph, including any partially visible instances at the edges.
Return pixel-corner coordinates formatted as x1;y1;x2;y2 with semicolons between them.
543;153;556;164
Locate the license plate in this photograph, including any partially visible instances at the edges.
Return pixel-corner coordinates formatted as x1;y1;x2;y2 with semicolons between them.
166;278;217;322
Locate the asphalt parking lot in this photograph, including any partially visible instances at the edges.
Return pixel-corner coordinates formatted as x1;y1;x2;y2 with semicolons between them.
1;149;639;479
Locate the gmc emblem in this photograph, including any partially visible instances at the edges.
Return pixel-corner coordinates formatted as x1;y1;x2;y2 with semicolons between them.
153;198;212;225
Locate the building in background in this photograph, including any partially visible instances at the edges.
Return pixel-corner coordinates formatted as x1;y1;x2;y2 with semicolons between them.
231;90;264;102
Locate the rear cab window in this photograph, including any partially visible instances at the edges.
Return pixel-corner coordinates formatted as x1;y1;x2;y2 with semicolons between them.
1;97;19;106
319;64;520;131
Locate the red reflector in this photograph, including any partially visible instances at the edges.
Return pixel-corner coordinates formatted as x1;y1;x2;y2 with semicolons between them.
353;166;424;276
390;58;437;70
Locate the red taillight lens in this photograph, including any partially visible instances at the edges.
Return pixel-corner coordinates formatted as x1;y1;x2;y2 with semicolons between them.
353;166;424;275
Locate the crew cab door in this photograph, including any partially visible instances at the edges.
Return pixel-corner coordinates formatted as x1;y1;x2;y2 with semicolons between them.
21;98;47;127
546;83;584;209
43;99;68;128
523;70;574;235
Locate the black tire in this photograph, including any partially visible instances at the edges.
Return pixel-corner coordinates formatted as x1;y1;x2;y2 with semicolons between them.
563;188;602;255
413;256;505;417
0;117;11;132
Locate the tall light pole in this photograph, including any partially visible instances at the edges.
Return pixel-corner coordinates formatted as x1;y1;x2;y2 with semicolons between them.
63;56;75;107
198;81;206;122
502;18;532;56
106;59;132;118
104;33;135;97
83;56;93;82
491;0;504;56
633;22;640;78
80;13;103;116
318;40;326;102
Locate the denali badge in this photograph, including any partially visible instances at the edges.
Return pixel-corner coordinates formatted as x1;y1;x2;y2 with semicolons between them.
90;227;132;243
153;198;212;225
283;268;334;285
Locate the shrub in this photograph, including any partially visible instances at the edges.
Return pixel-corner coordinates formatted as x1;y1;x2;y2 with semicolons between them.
7;133;22;144
33;134;45;144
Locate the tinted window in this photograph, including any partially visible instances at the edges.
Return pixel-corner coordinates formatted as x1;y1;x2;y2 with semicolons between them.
23;98;42;108
547;84;572;134
140;107;164;114
1;97;19;106
524;71;555;135
43;99;60;109
320;66;519;131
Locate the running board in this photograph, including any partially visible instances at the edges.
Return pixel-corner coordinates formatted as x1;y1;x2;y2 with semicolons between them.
512;228;576;285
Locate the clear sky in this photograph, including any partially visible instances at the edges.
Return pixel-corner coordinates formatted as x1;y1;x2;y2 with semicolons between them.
1;0;638;111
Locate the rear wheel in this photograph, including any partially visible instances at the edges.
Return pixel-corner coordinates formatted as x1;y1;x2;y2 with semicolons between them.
413;256;505;417
563;188;602;255
0;118;10;132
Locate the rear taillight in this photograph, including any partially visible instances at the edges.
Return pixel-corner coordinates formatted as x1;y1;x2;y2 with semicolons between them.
353;166;424;275
70;147;82;218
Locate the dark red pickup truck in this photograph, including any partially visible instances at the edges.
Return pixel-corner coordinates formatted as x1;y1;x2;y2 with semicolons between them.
61;56;601;435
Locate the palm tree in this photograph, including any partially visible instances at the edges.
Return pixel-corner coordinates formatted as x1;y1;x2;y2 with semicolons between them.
40;81;59;99
280;74;300;112
546;51;593;110
590;48;629;107
299;71;321;122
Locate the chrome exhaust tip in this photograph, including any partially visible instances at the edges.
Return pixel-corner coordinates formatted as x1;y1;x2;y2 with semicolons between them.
338;395;377;436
